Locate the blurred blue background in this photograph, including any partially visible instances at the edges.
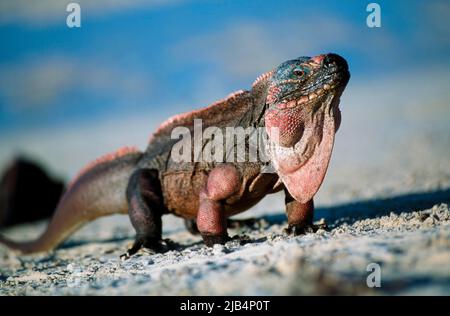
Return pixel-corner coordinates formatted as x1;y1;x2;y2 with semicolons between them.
0;0;449;196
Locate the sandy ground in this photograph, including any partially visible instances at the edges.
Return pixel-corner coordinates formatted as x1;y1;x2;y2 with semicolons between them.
0;154;449;295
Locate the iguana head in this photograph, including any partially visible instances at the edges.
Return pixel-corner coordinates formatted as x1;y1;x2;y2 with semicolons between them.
264;53;350;203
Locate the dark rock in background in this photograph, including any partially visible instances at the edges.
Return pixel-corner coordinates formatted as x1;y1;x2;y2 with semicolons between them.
0;157;64;227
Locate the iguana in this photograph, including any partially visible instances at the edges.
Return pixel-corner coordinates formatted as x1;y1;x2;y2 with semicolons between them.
0;53;350;258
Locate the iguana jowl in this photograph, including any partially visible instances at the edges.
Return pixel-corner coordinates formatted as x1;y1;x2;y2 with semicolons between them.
0;53;350;257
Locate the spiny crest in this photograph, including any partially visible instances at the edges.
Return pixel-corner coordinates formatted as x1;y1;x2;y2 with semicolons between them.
252;71;273;88
68;146;140;189
149;90;248;143
149;70;276;144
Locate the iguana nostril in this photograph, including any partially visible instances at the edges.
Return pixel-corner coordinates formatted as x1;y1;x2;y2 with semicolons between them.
311;55;325;64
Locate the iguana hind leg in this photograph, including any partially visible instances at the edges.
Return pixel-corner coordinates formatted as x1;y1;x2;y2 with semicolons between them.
122;168;165;258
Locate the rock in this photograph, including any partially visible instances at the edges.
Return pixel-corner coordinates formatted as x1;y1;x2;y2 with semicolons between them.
0;157;65;227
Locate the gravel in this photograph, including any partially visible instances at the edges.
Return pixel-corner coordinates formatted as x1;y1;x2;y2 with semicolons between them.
1;197;449;295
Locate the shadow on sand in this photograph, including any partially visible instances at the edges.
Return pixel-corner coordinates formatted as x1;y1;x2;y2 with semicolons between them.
263;187;450;226
58;188;450;251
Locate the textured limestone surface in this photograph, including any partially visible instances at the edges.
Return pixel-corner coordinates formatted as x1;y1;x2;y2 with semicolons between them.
1;174;449;295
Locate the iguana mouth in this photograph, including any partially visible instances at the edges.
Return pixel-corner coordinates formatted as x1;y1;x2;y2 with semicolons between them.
275;83;337;109
275;72;349;110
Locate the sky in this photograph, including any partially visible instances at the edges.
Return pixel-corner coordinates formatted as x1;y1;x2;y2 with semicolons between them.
0;0;449;181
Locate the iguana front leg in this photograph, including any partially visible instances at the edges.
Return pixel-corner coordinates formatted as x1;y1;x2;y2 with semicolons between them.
197;165;241;246
284;189;315;235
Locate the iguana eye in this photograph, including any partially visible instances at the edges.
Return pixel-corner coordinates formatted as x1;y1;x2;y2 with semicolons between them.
293;68;305;77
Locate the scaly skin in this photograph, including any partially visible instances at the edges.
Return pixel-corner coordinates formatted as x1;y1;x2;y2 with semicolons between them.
0;53;350;257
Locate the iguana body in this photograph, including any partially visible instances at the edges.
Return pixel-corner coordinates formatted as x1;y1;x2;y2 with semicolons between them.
0;53;350;257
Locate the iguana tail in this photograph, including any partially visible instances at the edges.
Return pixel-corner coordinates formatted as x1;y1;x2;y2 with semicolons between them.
0;147;142;254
